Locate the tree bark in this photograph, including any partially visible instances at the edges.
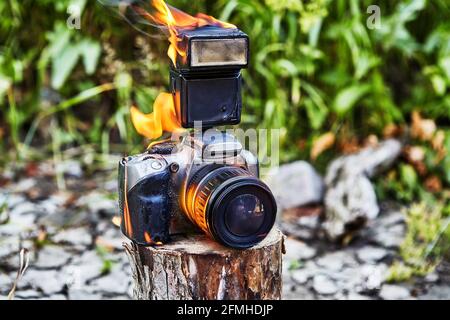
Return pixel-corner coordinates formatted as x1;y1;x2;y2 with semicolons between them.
124;228;284;300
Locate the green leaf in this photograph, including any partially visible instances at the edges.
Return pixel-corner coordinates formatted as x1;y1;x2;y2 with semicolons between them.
333;84;370;115
439;56;450;81
305;98;328;130
431;74;446;96
78;39;101;75
400;164;418;190
51;44;81;89
0;75;11;100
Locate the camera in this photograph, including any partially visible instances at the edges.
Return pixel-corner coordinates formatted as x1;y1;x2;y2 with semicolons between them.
118;26;277;248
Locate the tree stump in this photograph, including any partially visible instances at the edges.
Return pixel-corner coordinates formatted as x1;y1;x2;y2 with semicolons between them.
124;228;284;300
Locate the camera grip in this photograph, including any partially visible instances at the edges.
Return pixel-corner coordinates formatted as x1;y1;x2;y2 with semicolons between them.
122;169;172;245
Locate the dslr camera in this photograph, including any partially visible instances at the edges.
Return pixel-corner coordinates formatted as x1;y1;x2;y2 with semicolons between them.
118;27;277;248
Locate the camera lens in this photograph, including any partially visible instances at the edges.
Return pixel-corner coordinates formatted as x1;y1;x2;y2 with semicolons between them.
185;166;277;248
225;194;265;237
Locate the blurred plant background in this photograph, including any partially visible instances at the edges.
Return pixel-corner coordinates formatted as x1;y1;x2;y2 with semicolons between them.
0;0;449;282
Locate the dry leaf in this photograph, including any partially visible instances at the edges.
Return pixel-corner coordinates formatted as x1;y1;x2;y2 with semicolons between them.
424;175;442;193
8;248;30;300
311;132;335;160
383;123;402;138
404;145;425;163
411;111;436;141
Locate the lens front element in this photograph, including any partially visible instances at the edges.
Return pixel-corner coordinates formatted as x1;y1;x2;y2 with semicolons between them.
225;194;265;237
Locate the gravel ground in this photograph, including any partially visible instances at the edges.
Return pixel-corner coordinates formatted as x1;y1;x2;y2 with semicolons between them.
0;159;448;300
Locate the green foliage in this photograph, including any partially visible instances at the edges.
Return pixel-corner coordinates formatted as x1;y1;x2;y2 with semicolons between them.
388;203;450;282
0;0;449;165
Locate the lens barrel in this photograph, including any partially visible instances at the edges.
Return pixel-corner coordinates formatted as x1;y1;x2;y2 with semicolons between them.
185;166;277;248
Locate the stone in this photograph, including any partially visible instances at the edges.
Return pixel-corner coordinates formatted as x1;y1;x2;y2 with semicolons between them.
265;161;325;210
372;227;405;249
14;289;42;299
21;269;65;295
323;140;402;240
283;237;317;263
0;273;12;294
424;272;439;283
346;293;371;300
62;250;105;285
77;192;117;216
89;264;130;295
312;274;338;295
0;237;19;259
34;246;73;269
39;294;67;300
53;227;92;248
323;175;379;239
379;284;411;300
56;160;83;178
68;288;102;300
95;227;127;251
356;246;389;263
282;283;315;300
315;251;355;272
418;285;450;300
290;269;310;285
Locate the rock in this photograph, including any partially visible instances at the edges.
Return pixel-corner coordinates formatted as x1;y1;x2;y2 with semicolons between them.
77;192;117;217
14;289;42;299
95;227;127;251
266;161;325;210
418;285;450;300
346;293;371;300
379;284;411;300
34;246;73;269
0;273;11;294
89;264;130;295
0;237;19;260
371;225;405;249
56;160;83;178
312;274;338;295
358;264;387;291
53;227;92;248
356;246;389;263
315;251;356;272
424;272;439;283
323;139;402;240
282;284;315;300
323;175;378;239
62;250;105;285
39;294;67;300
283;238;317;263
21;269;65;295
290;269;310;285
68;288;102;300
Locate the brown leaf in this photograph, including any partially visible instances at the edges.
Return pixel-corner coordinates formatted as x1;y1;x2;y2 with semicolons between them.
311;132;335;160
424;175;442;193
411;111;436;141
383;123;403;138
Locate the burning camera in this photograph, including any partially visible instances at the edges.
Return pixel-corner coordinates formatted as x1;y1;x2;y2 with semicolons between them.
118;27;277;248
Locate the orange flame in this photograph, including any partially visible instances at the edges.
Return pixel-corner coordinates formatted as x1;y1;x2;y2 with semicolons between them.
133;0;236;65
130;92;181;140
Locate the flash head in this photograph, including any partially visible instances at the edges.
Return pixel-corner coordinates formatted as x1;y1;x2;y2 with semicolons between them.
170;26;249;128
174;27;249;70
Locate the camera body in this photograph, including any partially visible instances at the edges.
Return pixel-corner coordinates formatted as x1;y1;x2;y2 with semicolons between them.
119;130;276;248
119;26;277;248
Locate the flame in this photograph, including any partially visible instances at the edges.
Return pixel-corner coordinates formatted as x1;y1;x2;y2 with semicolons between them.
133;0;236;65
112;216;122;227
131;92;182;140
